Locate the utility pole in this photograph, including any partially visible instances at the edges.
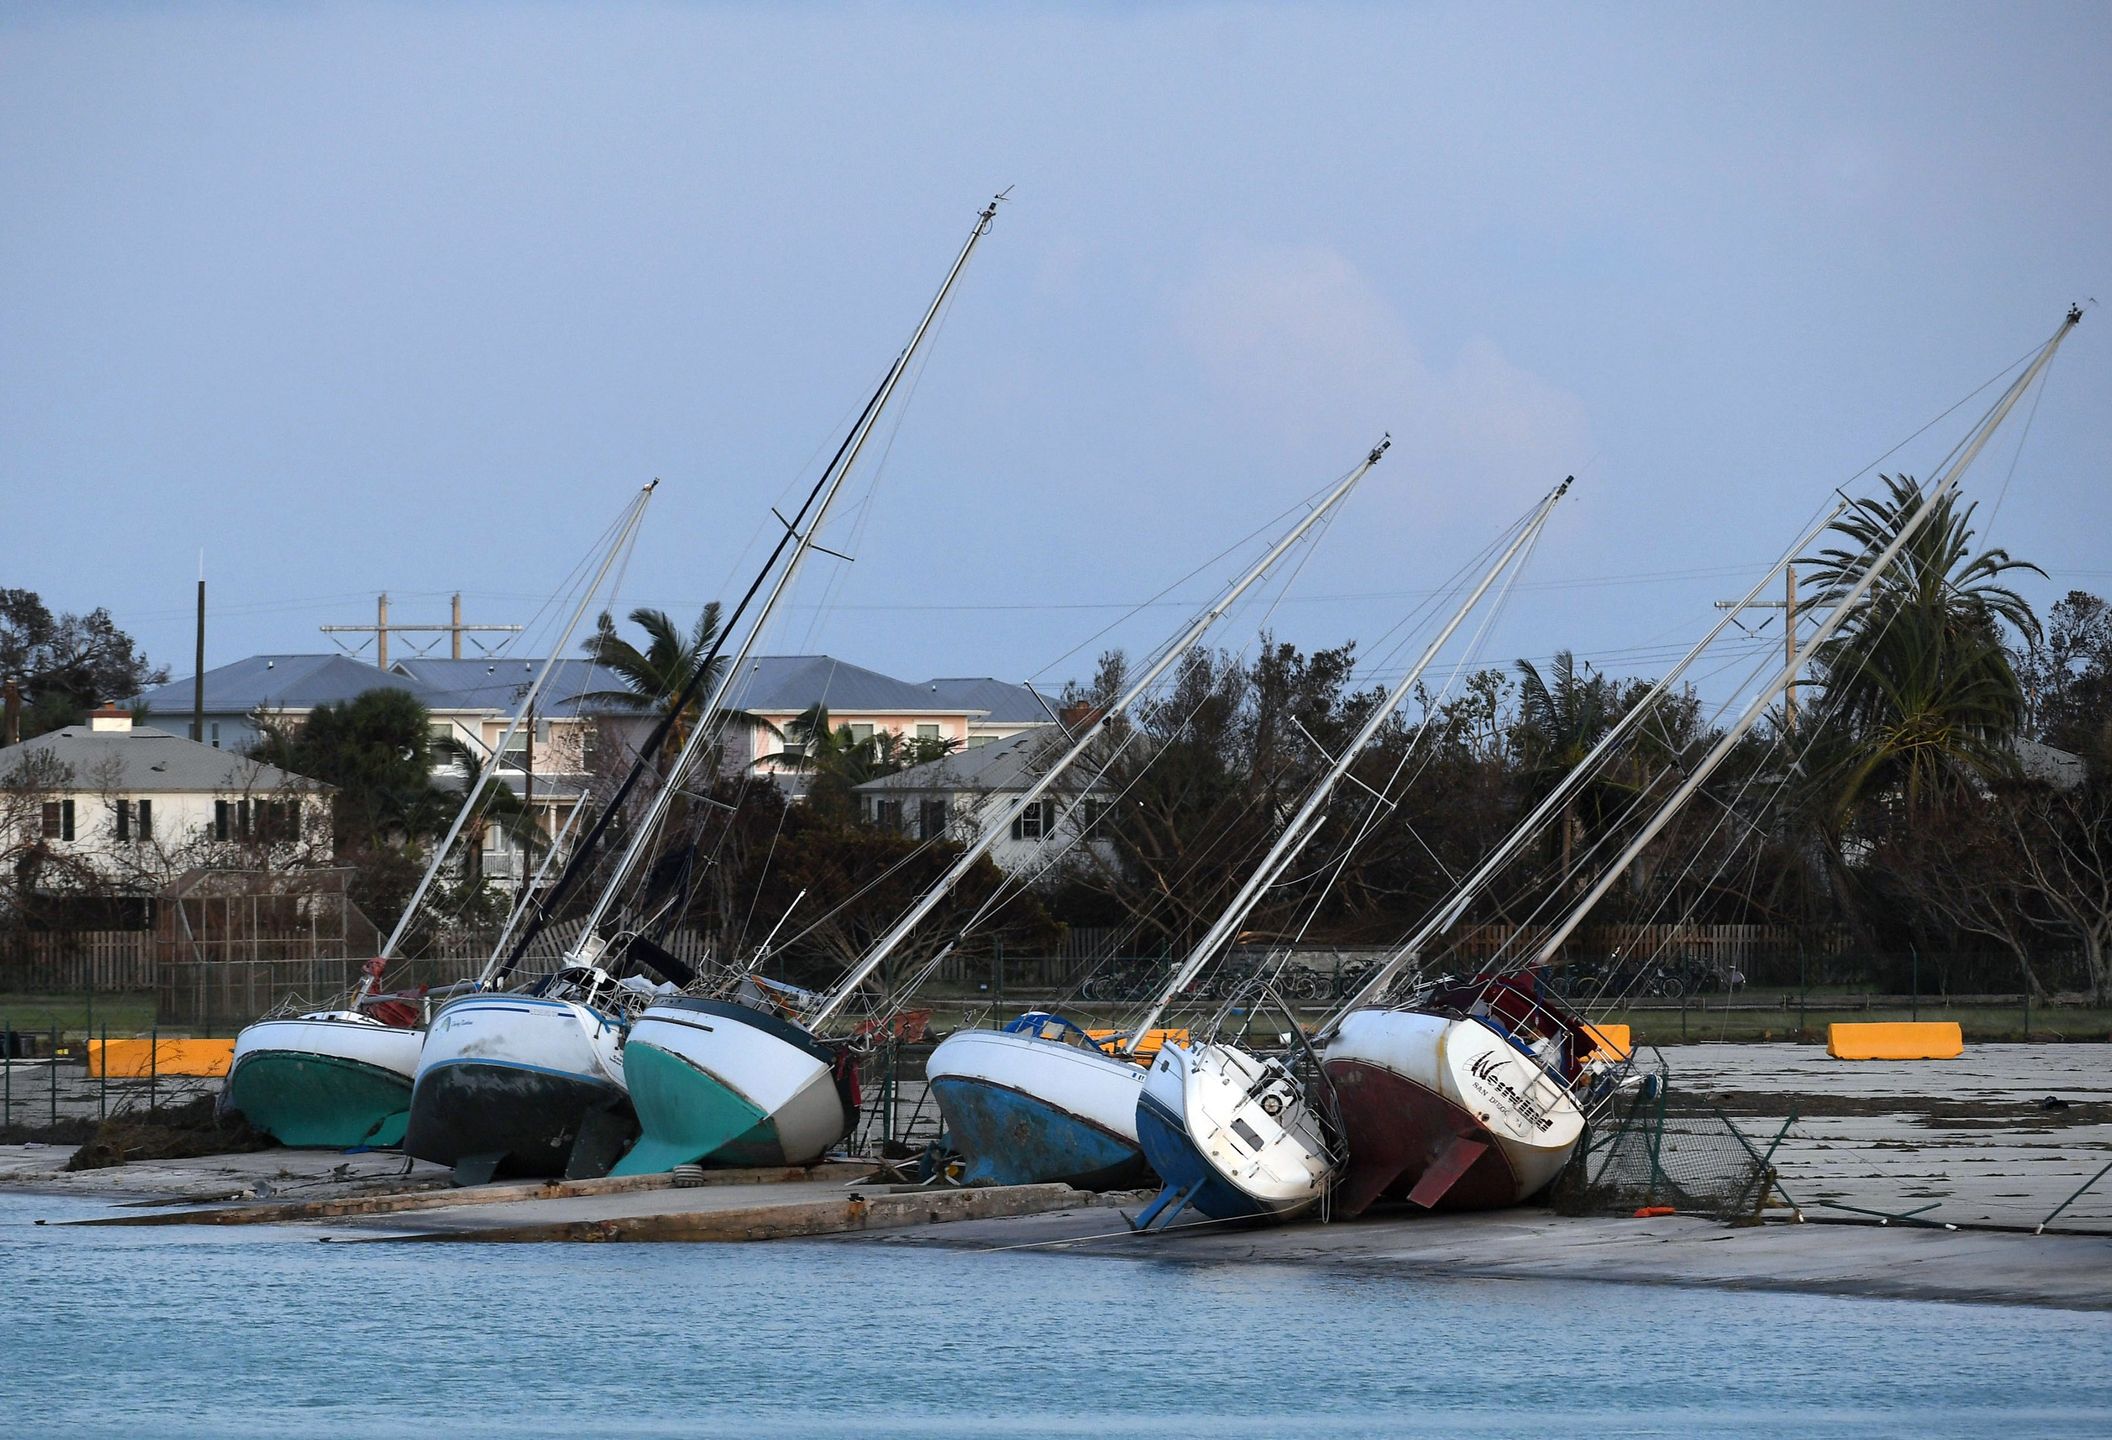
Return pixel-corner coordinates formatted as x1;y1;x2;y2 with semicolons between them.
1716;562;1800;730
193;555;206;742
320;593;522;668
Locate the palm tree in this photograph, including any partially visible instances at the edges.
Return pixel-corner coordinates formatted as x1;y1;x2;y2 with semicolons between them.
432;737;547;892
580;603;762;759
766;704;957;822
1799;474;2042;824
1512;651;1621;888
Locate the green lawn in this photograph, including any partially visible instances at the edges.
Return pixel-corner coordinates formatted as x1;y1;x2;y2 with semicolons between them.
0;992;163;1040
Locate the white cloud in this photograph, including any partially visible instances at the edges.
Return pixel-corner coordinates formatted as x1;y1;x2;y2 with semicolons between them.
1173;241;1592;508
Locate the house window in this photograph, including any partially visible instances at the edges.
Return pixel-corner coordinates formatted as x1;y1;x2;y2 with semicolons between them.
114;799;130;841
256;800;300;843
40;801;64;840
1010;799;1054;842
918;799;948;839
138;799;153;842
877;798;903;831
916;723;940;741
214;799;231;842
209;722;221;749
847;723;876;752
1079;798;1108;830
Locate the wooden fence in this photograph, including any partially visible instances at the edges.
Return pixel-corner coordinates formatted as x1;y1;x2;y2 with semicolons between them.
928;922;1844;994
0;930;157;992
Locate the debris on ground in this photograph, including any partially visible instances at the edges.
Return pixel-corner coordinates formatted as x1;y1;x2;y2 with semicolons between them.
62;1096;275;1172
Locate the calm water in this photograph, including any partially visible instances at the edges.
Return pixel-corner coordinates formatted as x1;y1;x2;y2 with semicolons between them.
3;1194;2108;1439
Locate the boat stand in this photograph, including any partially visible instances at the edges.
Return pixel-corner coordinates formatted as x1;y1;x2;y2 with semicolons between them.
1128;1178;1202;1233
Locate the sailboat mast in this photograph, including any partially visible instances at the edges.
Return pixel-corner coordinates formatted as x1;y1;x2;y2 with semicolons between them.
571;196;1005;956
1127;477;1571;1048
1312;497;1849;1042
1525;310;2080;972
365;480;657;993
804;438;1391;1029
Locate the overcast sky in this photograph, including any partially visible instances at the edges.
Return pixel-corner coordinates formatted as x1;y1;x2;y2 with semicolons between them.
4;2;2107;708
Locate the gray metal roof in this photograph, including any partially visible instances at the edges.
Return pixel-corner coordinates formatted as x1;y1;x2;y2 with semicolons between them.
2015;738;2088;791
922;677;1055;725
133;651;1056;730
389;657;648;715
855;729;1094;795
724;655;971;716
130;654;461;718
0;724;328;793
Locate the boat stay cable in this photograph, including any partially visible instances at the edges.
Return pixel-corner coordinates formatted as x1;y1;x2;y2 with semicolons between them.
489;194;1004;986
1127;476;1572;1049
803;437;1393;1029
1312;496;1850;1042
1522;307;2080;972
360;480;656;999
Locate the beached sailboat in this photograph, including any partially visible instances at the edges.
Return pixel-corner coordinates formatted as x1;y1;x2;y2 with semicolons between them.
621;440;1391;1178
1129;480;1573;1229
1317;309;2083;1217
1308;509;1846;1215
409;196;1006;1182
221;485;658;1149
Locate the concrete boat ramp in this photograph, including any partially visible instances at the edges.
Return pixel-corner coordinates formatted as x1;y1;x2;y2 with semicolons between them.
13;1145;2102;1311
50;1161;1111;1244
858;1202;2112;1312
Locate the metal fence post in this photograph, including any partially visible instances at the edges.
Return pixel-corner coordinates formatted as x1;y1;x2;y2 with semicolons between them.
3;1009;10;1130
99;1025;107;1123
50;1024;59;1129
1798;950;1808;1039
149;1022;158;1113
1910;945;1919;1023
994;936;1004;1010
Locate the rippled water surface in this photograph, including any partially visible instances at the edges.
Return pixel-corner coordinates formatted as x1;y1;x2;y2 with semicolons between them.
4;1193;2108;1438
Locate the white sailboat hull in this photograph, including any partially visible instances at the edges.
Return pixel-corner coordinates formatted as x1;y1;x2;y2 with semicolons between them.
1322;1007;1583;1213
1135;1041;1333;1225
223;1011;424;1148
613;998;852;1173
925;1027;1151;1189
404;992;634;1179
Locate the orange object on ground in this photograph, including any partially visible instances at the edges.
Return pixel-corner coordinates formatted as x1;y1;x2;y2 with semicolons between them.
87;1038;236;1078
1087;1027;1190;1061
1583;1023;1632;1061
1826;1021;1963;1060
1633;1205;1676;1218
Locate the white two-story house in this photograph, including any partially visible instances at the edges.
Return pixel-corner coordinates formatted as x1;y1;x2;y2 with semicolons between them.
852;728;1118;875
0;707;332;914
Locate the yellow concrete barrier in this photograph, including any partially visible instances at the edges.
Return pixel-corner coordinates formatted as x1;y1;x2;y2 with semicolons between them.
87;1038;236;1078
1827;1021;1963;1060
1583;1023;1632;1062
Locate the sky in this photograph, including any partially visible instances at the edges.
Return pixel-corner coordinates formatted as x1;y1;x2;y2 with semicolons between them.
4;2;2108;712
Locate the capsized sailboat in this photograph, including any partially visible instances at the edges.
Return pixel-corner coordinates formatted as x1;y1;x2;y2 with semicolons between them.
1319;308;2083;1217
1130;478;1573;1230
915;444;1390;1189
622;438;1391;1178
412;196;1005;1182
221;483;658;1148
